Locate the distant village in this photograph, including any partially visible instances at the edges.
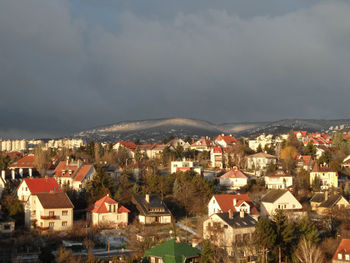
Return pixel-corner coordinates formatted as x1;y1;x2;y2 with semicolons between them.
1;130;350;263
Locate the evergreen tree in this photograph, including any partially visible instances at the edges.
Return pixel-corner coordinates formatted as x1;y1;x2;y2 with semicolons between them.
297;217;320;243
304;141;316;159
200;240;214;263
256;144;263;153
254;217;276;263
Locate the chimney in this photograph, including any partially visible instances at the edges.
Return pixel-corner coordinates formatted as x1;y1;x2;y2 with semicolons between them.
77;159;81;167
228;209;233;219
11;170;15;180
1;170;5;181
145;194;150;203
325;191;328;201
240;210;244;218
233;198;237;206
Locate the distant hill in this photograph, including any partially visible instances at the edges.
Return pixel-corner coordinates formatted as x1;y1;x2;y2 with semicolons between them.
71;118;350;142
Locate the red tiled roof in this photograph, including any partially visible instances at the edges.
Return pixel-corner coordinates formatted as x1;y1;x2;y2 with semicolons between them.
211;147;223;153
191;138;211;147
312;164;337;173
20;178;62;194
344;134;350;140
333;239;350;260
2;152;23;160
114;141;137;150
54;161;80;178
220;167;247;179
294;131;308;137
9;155;35;168
248;152;277;159
73;164;93;182
295;155;312;166
216;134;239;145
213;194;259;215
87;195;130;214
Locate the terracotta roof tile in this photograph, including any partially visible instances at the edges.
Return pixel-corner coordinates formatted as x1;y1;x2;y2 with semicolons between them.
20;178;62;193
213;194;259;215
333;239;350;259
87;195;130;214
35;192;74;209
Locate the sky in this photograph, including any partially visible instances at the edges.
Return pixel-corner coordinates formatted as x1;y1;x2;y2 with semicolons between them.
1;0;350;139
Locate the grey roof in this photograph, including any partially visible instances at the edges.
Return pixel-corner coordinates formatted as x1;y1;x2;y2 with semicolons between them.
310;192;325;203
216;212;257;228
319;194;342;208
133;194;172;217
261;189;288;203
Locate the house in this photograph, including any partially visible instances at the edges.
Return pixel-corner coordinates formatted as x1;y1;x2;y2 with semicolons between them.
167;138;191;150
210;147;225;169
17;177;62;202
53;159;95;190
341;155;350;169
9;154;38;178
170;160;202;175
190;138;211;152
333;238;350;262
215;134;239;148
246;153;277;176
87;195;130;228
137;144;167;159
207;194;259;218
304;133;332;147
295;155;313;171
248;133;277;152
260;189;303;218
219;167;248;190
310;164;338;190
310;192;349;216
203;210;257;258
112;141;137;159
132;194;172;225
143;238;201;263
0;209;15;235
264;170;293;189
25;192;74;231
294;131;308;143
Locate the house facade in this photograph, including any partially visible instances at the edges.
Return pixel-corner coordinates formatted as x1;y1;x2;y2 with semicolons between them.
310;164;338;189
264;170;293;189
246;153;277;176
310;192;349;216
87;195;130;228
219;167;248;190
333;239;350;263
210;147;225;169
25;192;74;231
17;177;62;202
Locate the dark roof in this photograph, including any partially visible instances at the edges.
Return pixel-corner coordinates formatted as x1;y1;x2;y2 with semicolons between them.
261;189;288;203
319;194;343;208
133;194;172;216
143;239;200;263
35;192;74;209
310;192;325;203
216;212;257;228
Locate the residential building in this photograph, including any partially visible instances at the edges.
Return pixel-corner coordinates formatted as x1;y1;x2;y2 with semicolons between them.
203;210;257;258
207;194;259;218
210;146;225;169
295;155;313;171
294;131;308;143
190;137;211;152
132;194;172;225
310;164;338;190
333;239;350;263
87;195;130;228
25;192;74;231
215;134;239;148
17;177;62;202
9;154;37;178
264;170;293;189
170;160;202;175
260;189;303;217
143;238;201;263
341;155;350;169
167;138;191;150
112;141;137;159
246;152;277;176
219;167;248;190
310;192;349;216
53;159;95;190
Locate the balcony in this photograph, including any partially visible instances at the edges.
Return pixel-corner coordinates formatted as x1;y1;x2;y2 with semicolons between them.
37;226;50;230
40;215;59;220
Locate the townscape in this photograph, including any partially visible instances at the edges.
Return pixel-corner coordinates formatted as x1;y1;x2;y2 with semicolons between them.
1;130;350;263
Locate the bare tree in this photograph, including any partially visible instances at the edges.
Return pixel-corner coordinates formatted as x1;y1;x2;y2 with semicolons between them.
34;146;51;176
295;237;325;263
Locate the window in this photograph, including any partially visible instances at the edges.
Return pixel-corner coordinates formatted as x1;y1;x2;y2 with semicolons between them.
3;224;11;230
109;205;111;212
62;221;67;227
49;222;54;228
346;254;349;260
62;210;68;216
49;211;54;217
338;253;343;260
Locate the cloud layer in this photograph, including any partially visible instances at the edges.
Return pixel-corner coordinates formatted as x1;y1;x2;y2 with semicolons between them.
0;0;350;138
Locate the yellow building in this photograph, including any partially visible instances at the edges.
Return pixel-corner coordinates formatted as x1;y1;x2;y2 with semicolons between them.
310;165;338;189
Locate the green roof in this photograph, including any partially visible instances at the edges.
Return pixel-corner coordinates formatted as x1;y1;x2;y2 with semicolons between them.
143;239;201;263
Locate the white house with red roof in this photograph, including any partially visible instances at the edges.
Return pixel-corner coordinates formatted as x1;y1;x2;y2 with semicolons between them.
190;138;211;152
342;155;350;169
17;177;62;202
170;160;202;175
215;134;239;148
9;154;36;178
113;141;137;159
208;194;259;218
87;195;130;228
294;131;308;143
333;238;350;262
210;146;225;169
264;170;293;189
219;167;248;190
296;155;313;171
53;159;95;190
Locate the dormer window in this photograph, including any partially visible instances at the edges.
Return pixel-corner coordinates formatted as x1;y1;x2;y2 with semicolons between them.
338;253;343;260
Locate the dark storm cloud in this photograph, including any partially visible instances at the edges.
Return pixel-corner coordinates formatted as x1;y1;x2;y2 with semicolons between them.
0;0;350;138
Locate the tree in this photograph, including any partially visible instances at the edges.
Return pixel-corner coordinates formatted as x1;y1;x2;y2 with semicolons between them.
312;176;321;191
39;246;55;263
34;147;52;176
297;217;319;243
200;240;214;263
287;130;302;150
318;151;332;165
280;146;298;173
115;147;131;168
294;237;325;263
254;217;276;263
256;144;263;153
304;141;316;159
85;166;115;203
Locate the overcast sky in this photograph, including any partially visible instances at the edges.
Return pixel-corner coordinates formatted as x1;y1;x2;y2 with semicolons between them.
1;0;350;139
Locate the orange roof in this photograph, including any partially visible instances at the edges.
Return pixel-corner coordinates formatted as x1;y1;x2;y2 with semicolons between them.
73;164;93;182
114;141;137;150
213;194;259;215
220;167;247;179
294;131;308;137
87;195;130;214
54;161;80;178
211;146;223;153
191;138;211;147
333;239;350;259
20;178;62;194
2;152;23;160
9;155;36;168
344;134;350;140
295;155;312;166
216;134;239;145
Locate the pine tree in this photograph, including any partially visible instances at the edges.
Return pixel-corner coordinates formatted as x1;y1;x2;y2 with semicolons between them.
297;217;320;243
200;240;214;263
254;217;276;263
